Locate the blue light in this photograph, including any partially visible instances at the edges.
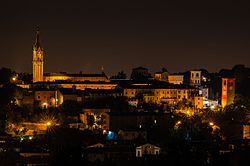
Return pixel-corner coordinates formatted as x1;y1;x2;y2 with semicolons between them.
106;131;117;140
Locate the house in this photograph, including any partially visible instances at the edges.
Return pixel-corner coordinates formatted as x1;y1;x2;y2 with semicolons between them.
84;141;134;162
136;143;160;157
34;89;63;108
168;74;184;85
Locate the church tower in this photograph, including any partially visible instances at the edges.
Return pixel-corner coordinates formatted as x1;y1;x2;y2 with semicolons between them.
32;27;44;82
221;78;235;108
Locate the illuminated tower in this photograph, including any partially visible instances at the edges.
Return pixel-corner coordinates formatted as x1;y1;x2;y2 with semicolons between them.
32;27;44;82
190;70;201;87
221;78;235;108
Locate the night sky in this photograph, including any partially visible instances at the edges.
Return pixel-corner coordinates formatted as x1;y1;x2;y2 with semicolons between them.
0;0;249;76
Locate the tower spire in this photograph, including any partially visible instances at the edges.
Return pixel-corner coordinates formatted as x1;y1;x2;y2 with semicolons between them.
32;26;44;82
34;26;42;50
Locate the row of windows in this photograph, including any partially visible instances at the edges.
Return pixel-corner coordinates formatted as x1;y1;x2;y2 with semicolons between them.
125;90;190;95
191;73;200;78
37;95;53;99
191;80;200;84
156;90;188;94
146;95;189;100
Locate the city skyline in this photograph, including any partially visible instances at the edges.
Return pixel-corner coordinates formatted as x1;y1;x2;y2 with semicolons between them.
0;1;249;76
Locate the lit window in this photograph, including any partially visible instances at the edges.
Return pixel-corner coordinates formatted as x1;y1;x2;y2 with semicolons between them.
137;150;141;157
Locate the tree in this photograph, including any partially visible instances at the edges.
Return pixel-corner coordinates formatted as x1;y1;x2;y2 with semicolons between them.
0;67;13;84
61;100;82;115
110;70;127;79
86;114;95;128
18;72;32;84
96;115;104;126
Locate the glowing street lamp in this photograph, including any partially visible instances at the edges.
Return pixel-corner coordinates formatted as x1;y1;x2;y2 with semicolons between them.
43;102;48;109
174;121;182;130
46;122;51;126
210;105;215;110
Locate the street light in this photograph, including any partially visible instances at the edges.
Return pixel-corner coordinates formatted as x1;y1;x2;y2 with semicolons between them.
46;122;51;126
209;122;214;126
174;121;182;130
43;102;47;109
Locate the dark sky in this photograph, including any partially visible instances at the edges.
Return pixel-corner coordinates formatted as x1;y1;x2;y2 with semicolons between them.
0;0;249;76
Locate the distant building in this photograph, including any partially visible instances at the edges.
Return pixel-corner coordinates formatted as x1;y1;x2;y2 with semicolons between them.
221;78;235;108
203;98;218;109
84;142;134;162
19;152;50;166
193;95;203;110
168;74;184;85
32;81;118;90
190;70;201;87
59;88;82;102
34;89;63;108
32;28;109;83
123;83;153;99
243;124;250;139
154;68;169;82
136;143;160;157
32;27;44;82
123;83;202;109
200;86;209;99
43;72;109;82
83;88;123;100
130;66;151;81
144;87;191;105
